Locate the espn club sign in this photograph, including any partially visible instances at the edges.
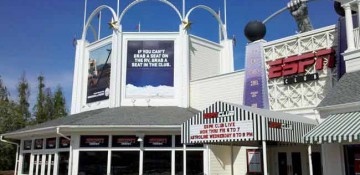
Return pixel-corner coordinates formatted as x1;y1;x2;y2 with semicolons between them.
203;111;235;119
267;48;335;85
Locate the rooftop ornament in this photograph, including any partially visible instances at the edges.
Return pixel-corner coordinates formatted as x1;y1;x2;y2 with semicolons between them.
244;0;317;42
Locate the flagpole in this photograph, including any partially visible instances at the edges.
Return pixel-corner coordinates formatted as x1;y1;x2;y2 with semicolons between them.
83;0;88;32
224;0;227;27
117;0;120;17
182;0;185;18
218;9;222;42
98;11;102;40
138;22;141;32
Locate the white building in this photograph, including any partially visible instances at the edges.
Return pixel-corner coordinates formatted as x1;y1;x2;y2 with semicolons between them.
1;1;359;175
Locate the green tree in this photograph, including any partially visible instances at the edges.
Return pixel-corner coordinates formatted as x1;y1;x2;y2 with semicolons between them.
17;73;31;127
0;76;18;170
53;86;67;119
34;75;46;124
44;88;54;120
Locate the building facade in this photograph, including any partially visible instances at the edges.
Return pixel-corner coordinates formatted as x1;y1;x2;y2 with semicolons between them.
1;1;360;175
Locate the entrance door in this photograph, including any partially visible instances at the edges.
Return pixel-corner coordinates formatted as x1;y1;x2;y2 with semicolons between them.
311;152;322;175
278;152;287;175
30;154;55;175
292;152;302;175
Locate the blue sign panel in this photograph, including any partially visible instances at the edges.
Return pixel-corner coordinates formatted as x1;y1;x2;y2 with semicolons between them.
243;41;268;109
126;40;174;98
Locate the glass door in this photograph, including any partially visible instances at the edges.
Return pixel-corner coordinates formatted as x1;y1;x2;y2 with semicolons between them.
30;154;55;175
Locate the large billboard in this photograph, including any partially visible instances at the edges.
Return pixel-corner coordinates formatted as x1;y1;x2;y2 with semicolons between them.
126;40;174;98
87;44;112;103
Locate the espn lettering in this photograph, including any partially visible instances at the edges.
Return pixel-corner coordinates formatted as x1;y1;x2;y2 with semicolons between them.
268;48;335;79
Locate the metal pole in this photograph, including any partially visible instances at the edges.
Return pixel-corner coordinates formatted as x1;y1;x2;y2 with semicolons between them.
262;140;268;175
98;11;102;40
117;0;120;17
224;0;227;27
182;0;185;18
231;143;234;175
308;145;313;175
83;0;88;32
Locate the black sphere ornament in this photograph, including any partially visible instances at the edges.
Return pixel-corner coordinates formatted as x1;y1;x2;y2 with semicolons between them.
244;21;266;42
334;1;356;17
334;1;345;16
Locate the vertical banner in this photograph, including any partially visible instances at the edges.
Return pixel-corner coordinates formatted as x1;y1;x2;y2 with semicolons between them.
243;41;268;109
87;44;112;103
126;40;174;98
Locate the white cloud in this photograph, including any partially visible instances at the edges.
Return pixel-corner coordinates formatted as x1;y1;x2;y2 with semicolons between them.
126;84;174;98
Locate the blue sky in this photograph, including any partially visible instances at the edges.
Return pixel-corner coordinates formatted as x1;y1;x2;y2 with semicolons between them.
0;0;338;110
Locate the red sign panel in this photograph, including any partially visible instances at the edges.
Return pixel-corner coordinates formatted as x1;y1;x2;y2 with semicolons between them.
267;48;335;79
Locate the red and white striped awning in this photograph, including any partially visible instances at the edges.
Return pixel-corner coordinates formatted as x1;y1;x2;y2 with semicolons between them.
182;101;317;144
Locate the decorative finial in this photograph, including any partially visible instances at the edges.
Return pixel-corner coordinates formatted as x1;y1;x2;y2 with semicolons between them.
108;20;119;31
182;20;192;30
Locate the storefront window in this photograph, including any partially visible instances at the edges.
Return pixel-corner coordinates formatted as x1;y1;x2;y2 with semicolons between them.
22;153;30;174
143;151;171;175
78;151;108;175
58;152;69;175
175;151;183;175
187;151;203;175
344;145;360;175
111;151;139;175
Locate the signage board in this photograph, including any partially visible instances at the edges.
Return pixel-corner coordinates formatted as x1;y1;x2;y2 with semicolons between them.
87;44;112;103
144;135;172;147
112;135;140;147
126;40;174;98
247;149;262;173
203;111;235;119
243;41;268;108
34;139;43;150
46;138;56;149
189;120;254;143
58;137;71;148
80;135;109;148
267;48;335;84
23;140;32;150
268;121;293;130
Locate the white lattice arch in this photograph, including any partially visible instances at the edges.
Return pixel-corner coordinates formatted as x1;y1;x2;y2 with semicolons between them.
185;5;228;40
81;5;118;40
118;0;183;24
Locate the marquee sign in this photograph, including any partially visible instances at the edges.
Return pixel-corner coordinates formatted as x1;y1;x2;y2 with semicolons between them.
182;101;316;144
267;48;335;85
189;121;254;143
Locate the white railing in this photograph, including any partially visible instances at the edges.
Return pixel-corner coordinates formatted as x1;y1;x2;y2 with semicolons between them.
354;27;360;49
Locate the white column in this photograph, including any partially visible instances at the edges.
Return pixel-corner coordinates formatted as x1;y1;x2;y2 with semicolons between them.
308;145;313;175
262;141;268;175
343;3;355;51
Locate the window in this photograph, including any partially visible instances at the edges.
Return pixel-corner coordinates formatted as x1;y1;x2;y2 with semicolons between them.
175;151;183;175
111;151;139;175
78;151;108;175
22;153;31;174
58;152;69;175
143;151;171;175
186;151;203;175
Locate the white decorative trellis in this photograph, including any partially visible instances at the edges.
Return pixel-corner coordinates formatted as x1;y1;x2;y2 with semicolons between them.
263;25;338;111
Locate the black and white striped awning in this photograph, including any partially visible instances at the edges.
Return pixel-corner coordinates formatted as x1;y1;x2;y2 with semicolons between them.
304;111;360;144
182;101;317;144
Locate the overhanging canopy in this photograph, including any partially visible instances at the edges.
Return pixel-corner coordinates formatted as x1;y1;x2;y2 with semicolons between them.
304;111;360;144
182;101;317;144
